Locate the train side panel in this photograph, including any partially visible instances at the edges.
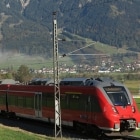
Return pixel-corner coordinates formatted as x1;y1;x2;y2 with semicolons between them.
0;85;10;112
8;91;35;116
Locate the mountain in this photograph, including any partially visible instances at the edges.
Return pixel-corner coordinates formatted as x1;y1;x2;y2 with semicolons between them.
0;0;139;61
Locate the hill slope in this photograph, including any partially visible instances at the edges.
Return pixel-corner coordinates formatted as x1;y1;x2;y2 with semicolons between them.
0;0;139;60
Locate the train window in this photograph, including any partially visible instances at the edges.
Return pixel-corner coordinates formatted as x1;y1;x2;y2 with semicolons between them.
67;94;86;110
107;92;130;106
44;93;54;107
65;94;101;112
42;94;47;106
8;95;18;106
80;95;88;111
0;94;5;105
90;96;102;112
7;94;34;109
69;94;81;110
17;96;25;107
25;97;34;109
61;94;67;109
104;86;130;106
42;93;55;107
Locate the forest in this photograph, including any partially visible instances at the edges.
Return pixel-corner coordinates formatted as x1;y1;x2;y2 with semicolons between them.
0;0;139;62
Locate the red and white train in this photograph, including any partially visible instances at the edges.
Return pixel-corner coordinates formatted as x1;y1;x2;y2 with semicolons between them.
0;77;140;137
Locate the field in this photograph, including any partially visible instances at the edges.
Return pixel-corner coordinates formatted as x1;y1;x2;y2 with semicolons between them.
124;80;140;112
0;119;140;139
0;39;139;71
0;53;74;70
0;124;49;140
134;98;140;137
124;80;140;95
125;80;140;136
0;124;68;140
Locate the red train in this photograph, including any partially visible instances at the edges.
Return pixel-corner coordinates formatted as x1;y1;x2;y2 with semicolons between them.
0;77;140;137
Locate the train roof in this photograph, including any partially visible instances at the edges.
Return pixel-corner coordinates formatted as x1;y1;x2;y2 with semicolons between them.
60;77;122;87
29;77;123;87
87;77;123;87
60;77;90;86
60;77;90;82
29;78;52;85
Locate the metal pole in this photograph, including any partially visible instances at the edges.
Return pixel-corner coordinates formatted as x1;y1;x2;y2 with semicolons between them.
6;84;10;113
53;12;62;138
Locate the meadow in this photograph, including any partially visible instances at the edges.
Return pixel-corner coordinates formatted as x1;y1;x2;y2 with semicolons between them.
0;53;74;71
0;124;49;140
123;80;140;136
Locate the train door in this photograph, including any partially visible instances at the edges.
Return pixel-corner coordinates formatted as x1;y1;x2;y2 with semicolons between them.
34;92;42;118
85;96;92;121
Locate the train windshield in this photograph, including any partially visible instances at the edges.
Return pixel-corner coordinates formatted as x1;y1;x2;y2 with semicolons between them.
104;86;131;106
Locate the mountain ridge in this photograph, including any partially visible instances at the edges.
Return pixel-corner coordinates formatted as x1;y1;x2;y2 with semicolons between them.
0;0;139;61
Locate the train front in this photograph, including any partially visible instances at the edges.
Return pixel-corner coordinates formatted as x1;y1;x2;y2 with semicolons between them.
97;79;140;136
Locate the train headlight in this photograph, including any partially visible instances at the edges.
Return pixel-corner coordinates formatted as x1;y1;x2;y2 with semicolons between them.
114;123;120;129
112;106;118;114
132;106;135;113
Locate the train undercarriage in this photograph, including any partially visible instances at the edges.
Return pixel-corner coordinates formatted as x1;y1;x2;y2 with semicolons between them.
73;120;136;138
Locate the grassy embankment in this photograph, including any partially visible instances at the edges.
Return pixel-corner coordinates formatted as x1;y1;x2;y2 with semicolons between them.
124;80;140;136
0;124;50;140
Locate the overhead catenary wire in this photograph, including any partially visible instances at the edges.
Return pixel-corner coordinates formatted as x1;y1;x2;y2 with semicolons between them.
40;0;133;58
59;42;97;58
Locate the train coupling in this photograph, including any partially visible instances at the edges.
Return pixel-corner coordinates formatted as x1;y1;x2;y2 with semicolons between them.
120;119;136;130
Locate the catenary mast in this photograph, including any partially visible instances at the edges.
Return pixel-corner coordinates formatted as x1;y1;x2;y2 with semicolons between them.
53;12;62;138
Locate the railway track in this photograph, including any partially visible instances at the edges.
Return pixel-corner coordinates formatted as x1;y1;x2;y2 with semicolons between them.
98;135;140;140
124;135;140;140
0;115;140;140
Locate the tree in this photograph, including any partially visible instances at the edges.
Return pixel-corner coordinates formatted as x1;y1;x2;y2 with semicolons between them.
2;73;14;79
15;65;32;83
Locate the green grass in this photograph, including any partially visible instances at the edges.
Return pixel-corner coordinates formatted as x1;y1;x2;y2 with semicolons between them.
124;80;140;95
133;98;140;137
135;98;140;111
1;122;140;139
0;37;139;71
134;130;140;137
124;80;140;89
0;53;74;71
126;80;140;137
0;125;49;140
